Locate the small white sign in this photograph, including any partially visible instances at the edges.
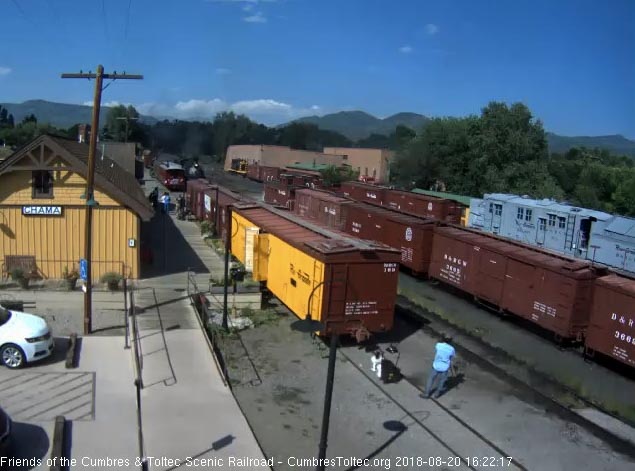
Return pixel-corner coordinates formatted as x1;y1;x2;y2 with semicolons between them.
204;194;212;212
427;202;433;211
405;227;413;242
128;238;136;248
22;205;63;216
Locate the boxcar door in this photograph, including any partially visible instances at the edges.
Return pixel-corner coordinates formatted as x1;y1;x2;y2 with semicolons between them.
501;259;535;320
244;227;259;272
474;248;507;305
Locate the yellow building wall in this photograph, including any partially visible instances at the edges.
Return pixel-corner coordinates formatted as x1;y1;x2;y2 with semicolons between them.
231;211;326;322
0;169;140;280
0;170;118;206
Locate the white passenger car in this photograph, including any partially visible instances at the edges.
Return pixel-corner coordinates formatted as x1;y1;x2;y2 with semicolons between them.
0;306;54;368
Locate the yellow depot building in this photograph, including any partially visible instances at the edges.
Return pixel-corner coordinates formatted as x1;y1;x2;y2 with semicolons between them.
0;134;153;280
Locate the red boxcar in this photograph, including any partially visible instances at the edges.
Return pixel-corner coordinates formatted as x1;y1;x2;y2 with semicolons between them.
293;189;352;231
264;182;296;209
154;161;186;191
384;190;462;223
586;274;635;367
186;179;213;220
429;225;597;340
344;203;436;275
340;181;386;206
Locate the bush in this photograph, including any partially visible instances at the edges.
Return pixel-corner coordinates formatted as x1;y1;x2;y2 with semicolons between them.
62;266;79;280
200;220;212;235
10;268;25;280
100;272;123;290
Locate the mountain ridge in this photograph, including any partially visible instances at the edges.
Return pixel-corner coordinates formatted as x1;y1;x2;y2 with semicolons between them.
2;100;634;156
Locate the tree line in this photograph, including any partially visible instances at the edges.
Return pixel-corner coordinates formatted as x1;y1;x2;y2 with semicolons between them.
390;102;635;217
0;102;633;217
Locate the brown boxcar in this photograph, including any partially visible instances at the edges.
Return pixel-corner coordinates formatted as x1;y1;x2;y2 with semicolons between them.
344;203;436;275
340;181;386;206
247;164;281;182
586;274;635;368
294;189;352;230
263;182;296;209
246;164;259;181
203;186;243;239
384;190;461;223
231;205;400;336
429;226;597;340
186;179;213;220
260;166;281;182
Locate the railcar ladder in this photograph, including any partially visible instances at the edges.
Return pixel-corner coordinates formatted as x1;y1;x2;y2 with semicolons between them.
564;214;576;251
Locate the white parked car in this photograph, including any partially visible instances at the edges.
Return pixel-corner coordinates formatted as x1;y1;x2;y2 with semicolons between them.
0;306;54;369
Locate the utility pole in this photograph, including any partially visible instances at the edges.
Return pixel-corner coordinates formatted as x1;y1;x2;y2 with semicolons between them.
61;66;143;335
116;115;139;143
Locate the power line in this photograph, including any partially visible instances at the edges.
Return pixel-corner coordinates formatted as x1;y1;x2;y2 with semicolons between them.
102;0;109;40
124;0;133;40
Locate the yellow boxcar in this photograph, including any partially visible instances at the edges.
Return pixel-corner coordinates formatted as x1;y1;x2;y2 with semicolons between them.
230;206;401;337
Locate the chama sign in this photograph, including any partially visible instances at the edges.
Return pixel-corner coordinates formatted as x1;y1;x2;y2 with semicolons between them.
22;206;63;216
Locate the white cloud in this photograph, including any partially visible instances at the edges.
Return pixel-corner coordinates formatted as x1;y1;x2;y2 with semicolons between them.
216;68;232;75
175;99;227;117
130;97;323;124
242;4;253;11
425;23;439;35
243;12;267;23
230;99;291;113
0;67;12;76
82;100;129;107
399;45;413;54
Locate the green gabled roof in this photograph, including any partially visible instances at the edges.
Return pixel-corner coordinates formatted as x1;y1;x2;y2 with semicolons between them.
412;188;473;206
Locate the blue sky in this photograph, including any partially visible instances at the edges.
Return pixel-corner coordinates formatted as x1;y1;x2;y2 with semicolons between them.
0;0;633;137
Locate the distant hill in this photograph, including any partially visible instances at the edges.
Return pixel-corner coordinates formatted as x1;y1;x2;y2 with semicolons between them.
0;99;158;129
290;110;635;157
546;132;635;157
291;110;430;141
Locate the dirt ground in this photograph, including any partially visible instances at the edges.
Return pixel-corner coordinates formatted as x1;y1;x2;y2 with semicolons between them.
219;300;635;471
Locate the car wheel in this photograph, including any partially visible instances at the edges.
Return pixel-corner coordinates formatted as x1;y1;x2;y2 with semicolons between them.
1;344;25;369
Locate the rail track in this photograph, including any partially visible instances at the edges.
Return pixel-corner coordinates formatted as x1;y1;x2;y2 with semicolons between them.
337;347;529;471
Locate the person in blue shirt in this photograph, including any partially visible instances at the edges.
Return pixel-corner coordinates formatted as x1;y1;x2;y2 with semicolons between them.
424;335;456;399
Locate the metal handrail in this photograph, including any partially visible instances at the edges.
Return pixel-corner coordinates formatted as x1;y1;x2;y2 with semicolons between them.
130;290;143;383
128;286;148;470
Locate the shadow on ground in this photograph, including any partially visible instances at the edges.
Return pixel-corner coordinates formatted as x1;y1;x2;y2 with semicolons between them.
140;212;209;278
7;422;49;469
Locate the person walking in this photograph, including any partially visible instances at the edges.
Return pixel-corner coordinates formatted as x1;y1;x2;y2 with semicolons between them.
424;335;456;399
161;192;171;215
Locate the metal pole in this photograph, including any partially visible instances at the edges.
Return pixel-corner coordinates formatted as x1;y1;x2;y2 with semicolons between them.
214;186;220;237
222;205;232;331
124;278;130;349
135;378;148;471
316;333;338;471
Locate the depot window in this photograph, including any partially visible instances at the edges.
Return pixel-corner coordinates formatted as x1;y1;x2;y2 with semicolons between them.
32;170;53;198
494;204;502;216
558;216;566;229
538;218;546;231
548;214;556;227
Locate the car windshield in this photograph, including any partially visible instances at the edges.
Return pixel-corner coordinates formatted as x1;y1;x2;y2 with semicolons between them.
0;307;11;326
